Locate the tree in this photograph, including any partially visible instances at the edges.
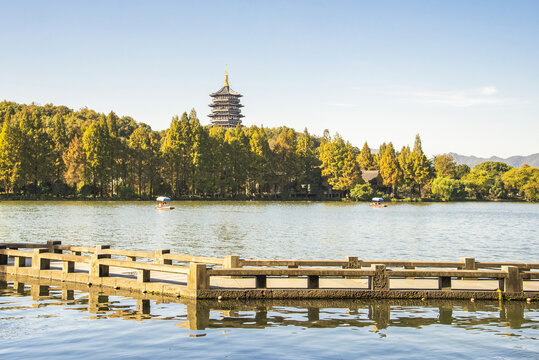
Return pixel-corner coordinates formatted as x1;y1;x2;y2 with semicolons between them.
502;165;539;201
350;183;375;201
410;134;432;195
455;164;470;179
63;136;85;187
161;116;182;196
431;177;466;201
357;142;376;170
18;111;55;188
295;128;321;194
248;126;273;195
398;145;414;192
319;133;362;195
0;117;24;192
82;116;112;196
465;161;513;199
379;142;401;194
272;128;300;196
129;126;152;195
434;154;457;179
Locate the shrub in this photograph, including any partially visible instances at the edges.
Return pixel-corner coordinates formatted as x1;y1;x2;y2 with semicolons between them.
350;183;375;201
431;177;466;201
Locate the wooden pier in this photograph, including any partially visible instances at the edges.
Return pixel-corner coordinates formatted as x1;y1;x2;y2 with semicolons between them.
1;241;538;301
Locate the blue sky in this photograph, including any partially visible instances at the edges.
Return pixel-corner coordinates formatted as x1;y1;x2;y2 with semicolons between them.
1;0;538;157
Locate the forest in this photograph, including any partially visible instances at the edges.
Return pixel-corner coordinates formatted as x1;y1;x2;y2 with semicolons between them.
0;101;537;202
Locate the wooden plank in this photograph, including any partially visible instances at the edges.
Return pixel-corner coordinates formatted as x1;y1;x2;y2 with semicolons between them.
164;254;224;265
522;271;539;279
39;253;91;263
208;268;376;276
101;249;155;258
0;243;47;249
97;258;190;274
0;249;35;257
477;262;539;270
56;245;96;253
389;269;505;278
240;259;346;267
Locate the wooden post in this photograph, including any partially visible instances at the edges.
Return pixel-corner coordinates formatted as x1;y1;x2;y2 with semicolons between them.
90;254;109;277
188;263;209;290
155;249;172;265
307;275;320;289
502;266;523;293
127;256;137;261
63;260;75;274
438;276;451;290
223;255;241;279
32;249;50;270
369;264;389;291
460;257;476;270
14;256;26;268
344;256;361;279
255;275;267;289
96;245;111;257
137;269;151;283
223;255;241;269
0;245;7;265
137;299;151;315
61;289;74;301
47;240;62;254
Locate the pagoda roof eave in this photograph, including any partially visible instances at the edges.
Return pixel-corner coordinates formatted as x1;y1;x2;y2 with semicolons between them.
210;85;242;96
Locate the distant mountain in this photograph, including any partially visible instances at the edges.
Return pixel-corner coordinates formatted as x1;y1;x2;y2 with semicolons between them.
449;152;539;168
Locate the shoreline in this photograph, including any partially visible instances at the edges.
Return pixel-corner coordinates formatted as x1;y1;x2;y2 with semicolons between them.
0;196;533;203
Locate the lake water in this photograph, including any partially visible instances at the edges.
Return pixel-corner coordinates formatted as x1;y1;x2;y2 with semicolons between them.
0;201;538;359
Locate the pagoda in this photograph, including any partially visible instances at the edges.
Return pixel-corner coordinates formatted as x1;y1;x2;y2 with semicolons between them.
208;70;244;128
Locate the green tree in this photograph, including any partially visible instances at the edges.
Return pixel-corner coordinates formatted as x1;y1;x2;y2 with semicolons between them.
357;142;376;170
431;177;466;201
434;154;457;179
379;142;401;195
295;128;321;194
319;133;362;195
0;117;24;192
82;116;112;196
129;126;152;195
63;136;85;187
455;164;470;179
410;134;432;195
398;145;414;192
502;165;539;201
350;183;375;201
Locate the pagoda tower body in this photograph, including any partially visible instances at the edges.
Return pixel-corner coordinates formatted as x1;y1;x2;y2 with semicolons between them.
208;71;244;128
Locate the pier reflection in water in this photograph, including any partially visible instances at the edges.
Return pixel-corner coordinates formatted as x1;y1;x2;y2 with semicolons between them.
1;280;535;333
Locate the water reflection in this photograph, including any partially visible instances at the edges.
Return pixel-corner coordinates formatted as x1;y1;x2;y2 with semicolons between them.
1;278;536;333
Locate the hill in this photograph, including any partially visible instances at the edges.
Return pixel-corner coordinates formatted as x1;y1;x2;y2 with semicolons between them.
449;152;539;168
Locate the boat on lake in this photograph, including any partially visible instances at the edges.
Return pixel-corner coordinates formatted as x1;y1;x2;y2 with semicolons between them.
370;197;387;208
155;196;175;210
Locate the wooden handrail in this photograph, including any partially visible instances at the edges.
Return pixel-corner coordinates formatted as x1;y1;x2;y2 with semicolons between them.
39;253;91;263
0;249;35;257
97;258;190;274
208;267;507;278
163;253;224;265
101;249;156;258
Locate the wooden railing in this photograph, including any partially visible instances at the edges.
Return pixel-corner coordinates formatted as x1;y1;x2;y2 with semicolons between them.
1;241;537;298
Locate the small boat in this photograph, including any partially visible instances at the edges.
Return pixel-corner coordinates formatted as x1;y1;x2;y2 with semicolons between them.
155;196;175;210
370;197;387;208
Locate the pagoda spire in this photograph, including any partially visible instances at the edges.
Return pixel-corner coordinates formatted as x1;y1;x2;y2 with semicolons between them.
224;65;229;87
